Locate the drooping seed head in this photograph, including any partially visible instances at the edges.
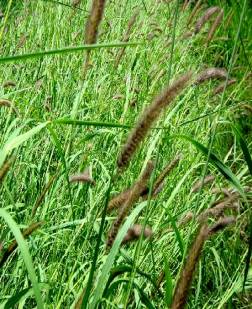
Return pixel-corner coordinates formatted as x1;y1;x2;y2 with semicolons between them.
117;71;193;171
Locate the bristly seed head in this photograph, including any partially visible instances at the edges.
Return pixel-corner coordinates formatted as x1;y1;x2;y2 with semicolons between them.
117;72;193;172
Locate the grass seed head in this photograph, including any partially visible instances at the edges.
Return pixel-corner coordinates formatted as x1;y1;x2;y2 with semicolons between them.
117;71;193;171
207;9;224;43
194;6;221;34
195;67;227;85
107;161;154;248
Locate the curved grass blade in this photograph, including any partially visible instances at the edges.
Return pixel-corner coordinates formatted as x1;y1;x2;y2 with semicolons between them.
90;202;147;308
3;283;49;309
46;125;73;213
54;118;132;129
0;42;141;64
103;278;155;309
172;134;244;195
232;124;252;288
0;122;49;168
163;254;173;307
103;265;161;298
41;0;86;11
0;209;44;309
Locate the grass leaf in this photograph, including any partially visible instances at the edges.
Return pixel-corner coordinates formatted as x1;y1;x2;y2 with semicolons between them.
0;209;44;309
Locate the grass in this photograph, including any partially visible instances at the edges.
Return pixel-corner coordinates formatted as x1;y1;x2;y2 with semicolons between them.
0;0;252;308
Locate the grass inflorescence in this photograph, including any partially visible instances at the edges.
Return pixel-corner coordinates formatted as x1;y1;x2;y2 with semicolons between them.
0;0;251;308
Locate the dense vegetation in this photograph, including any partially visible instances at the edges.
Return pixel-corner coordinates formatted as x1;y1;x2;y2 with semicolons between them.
0;0;251;308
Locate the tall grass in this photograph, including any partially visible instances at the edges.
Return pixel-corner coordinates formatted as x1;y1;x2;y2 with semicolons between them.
0;0;251;308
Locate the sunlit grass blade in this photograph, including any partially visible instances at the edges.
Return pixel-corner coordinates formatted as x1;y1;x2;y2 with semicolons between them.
103;264;161;298
232;124;252;288
90;202;147;308
163;254;173;307
2;283;49;309
0;122;48;168
53;118;132;129
0;209;44;309
172;134;244;195
0;42;141;64
103;278;155;308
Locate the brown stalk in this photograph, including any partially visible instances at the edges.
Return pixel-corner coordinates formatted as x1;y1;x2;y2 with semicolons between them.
152;154;182;196
213;78;236;95
211;187;232;197
3;80;16;88
122;224;153;244
0;222;44;268
194;67;227;85
117;71;193;171
208;216;236;234
171;224;209;309
197;194;239;223
182;0;191;11
106;161;154;249
0;99;19;114
207;9;224;43
0;158;13;184
194;6;221;34
191;174;215;193
171;215;235;309
187;0;202;26
115;9;140;68
107;188;132;212
31;173;58;217
82;0;106;76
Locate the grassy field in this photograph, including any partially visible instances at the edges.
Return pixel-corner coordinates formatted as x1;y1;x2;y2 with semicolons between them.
0;0;252;308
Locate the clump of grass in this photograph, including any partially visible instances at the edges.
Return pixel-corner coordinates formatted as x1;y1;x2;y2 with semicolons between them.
114;9;139;68
82;0;106;76
122;224;153;244
107;161;154;248
117;71;193;171
0;221;44;268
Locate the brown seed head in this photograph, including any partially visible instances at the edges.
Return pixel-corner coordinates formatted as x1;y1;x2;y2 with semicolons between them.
107;161;154;248
194;6;221;34
117;72;193;171
207;9;224;43
195;67;227;85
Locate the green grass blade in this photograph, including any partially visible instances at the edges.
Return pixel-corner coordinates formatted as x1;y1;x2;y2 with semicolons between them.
0;209;44;309
232;124;252;288
0;42;141;64
90;202;147;308
53;118;132;129
172;134;244;195
0;122;49;168
3;283;49;309
163;254;173;307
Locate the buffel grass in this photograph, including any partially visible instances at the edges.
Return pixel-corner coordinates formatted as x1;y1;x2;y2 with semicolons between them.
0;0;251;308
